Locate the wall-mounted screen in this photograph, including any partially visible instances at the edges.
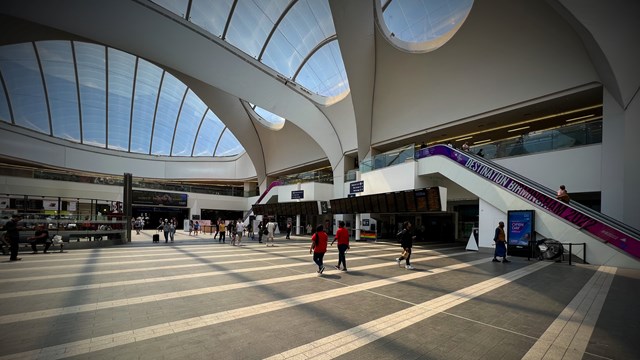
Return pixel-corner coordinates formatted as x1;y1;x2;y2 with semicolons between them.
415;189;428;211
356;196;366;213
345;197;354;213
363;195;373;213
377;193;388;213
385;193;396;213
405;190;416;212
370;195;380;213
427;187;442;211
395;192;406;212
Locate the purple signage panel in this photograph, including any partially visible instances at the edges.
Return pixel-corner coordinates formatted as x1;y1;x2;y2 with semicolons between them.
417;145;640;260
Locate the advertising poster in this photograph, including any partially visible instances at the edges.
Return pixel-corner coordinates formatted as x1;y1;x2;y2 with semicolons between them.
507;210;535;246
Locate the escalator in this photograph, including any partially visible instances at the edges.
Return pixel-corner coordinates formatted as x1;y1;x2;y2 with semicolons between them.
416;145;640;268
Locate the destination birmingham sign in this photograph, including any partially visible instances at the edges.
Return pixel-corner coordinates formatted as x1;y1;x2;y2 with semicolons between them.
417;145;640;260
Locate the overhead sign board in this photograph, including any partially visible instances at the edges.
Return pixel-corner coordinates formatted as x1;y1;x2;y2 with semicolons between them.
291;190;304;199
350;180;364;193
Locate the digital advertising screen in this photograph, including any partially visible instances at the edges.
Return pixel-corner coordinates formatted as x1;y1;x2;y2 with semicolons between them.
507;210;535;247
377;193;388;213
404;191;416;212
395;192;406;212
415;189;428;211
385;193;396;213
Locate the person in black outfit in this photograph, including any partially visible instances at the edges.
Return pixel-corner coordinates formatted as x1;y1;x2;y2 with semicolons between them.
257;220;264;243
395;221;416;270
28;224;51;254
5;214;23;261
286;222;292;239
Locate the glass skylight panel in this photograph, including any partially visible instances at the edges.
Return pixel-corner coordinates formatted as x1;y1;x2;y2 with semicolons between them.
193;110;225;156
381;0;473;43
130;59;162;154
0;39;244;158
214;128;243;156
261;0;332;77
294;40;348;97
0;81;10;122
226;0;289;58
107;48;136;152
36;41;81;142
251;104;285;127
171;90;207;156
150;0;189;18
0;43;49;133
75;42;107;147
190;0;234;37
151;73;187;156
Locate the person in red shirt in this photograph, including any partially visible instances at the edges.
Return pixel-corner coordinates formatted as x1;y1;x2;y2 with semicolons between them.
331;220;350;271
309;225;328;275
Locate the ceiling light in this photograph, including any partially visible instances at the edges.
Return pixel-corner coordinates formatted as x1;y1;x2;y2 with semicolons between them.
565;114;593;122
455;136;473;141
473;139;492;145
507;126;530;133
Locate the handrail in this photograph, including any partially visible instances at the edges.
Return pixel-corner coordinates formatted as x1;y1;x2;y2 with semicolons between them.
417;145;640;261
243;180;282;222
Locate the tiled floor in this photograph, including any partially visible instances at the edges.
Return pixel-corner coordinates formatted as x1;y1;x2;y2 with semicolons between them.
0;230;638;359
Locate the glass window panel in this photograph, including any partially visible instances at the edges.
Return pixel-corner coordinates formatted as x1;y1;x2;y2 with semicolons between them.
151;72;186;156
0;79;10;122
261;0;333;76
0;43;49;133
251;104;285;127
75;42;107;147
37;41;80;142
131;59;162;154
382;0;473;43
214;127;243;156
295;40;348;97
190;0;234;37
193;110;225;156
150;0;189;18
107;48;136;152
226;0;289;58
172;90;207;156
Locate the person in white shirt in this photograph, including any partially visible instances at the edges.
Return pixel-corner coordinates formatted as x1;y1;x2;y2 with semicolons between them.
266;219;277;247
235;218;245;246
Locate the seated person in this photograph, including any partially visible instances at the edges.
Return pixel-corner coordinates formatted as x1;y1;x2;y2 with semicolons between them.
28;224;51;254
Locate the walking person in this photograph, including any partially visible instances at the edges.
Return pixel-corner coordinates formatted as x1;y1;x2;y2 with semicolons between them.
194;221;200;236
5;214;23;261
266;218;276;246
169;220;176;242
218;220;226;243
257;220;264;243
492;221;511;263
235;219;244;246
229;220;237;245
331;220;350;271
395;221;416;270
213;218;220;240
310;225;328;275
286;221;292;239
162;219;170;243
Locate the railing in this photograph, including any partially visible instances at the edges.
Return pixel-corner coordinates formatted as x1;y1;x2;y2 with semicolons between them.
359;144;415;173
468;120;602;160
277;169;333;185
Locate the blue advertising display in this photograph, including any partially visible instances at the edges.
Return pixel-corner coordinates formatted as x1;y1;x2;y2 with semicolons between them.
507;210;535;247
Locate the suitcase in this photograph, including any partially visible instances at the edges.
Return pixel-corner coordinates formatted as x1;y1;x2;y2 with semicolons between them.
153;234;160;243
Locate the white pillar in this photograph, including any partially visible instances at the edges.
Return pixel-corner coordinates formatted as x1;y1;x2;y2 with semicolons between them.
296;214;301;235
355;213;361;241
